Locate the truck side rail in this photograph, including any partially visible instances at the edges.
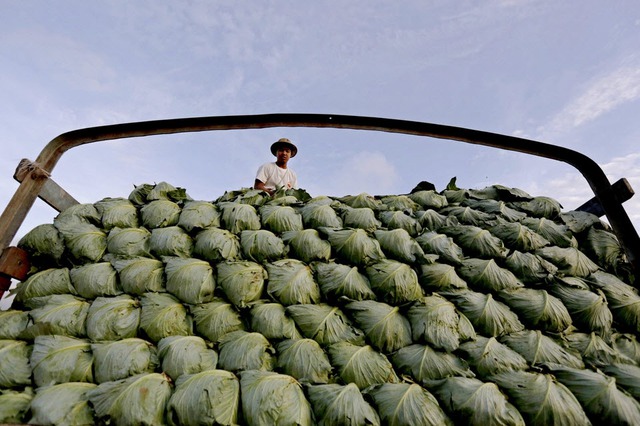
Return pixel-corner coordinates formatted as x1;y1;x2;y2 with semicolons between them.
1;113;638;274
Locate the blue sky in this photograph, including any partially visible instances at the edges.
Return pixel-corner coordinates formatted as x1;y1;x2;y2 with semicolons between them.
1;1;639;243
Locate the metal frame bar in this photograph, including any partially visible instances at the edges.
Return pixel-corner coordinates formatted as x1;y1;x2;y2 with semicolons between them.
1;113;638;272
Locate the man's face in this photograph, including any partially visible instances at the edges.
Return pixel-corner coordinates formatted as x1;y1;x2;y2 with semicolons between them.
276;147;292;163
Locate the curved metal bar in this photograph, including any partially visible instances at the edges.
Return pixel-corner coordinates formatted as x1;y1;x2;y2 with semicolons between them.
1;113;638;271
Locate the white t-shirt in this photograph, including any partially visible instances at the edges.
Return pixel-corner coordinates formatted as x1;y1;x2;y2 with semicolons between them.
255;162;298;191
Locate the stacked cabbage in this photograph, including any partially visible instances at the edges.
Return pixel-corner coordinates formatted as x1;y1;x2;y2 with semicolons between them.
1;180;639;425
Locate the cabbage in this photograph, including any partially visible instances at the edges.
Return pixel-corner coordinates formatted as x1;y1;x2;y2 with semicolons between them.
149;226;193;258
88;373;173;426
86;295;140;341
440;224;508;259
496;288;572;333
417;262;467;292
139;292;193;343
365;259;423;304
535;246;600;277
53;203;101;231
217;330;275;372
442;290;524;337
94;197;139;230
338;192;383;209
374;228;428;264
503;250;558;284
240;370;312;425
415;209;458;232
513;196;562;218
365;383;452;426
489;370;589;426
92;338;158;383
313;261;376;302
458;336;528;378
249;301;301;340
145;181;190;202
30;335;93;387
70;262;121;299
391;343;473;383
489;218;550;251
324;227;385;266
456;258;524;293
328;341;398;389
286;304;365;346
0;310;30;339
344;300;412;353
177;200;221;232
128;183;155;206
439;206;494;227
281;229;332;263
219;202;261;234
564;332;634;369
548;277;613;336
559;210;602;233
106;226;151;257
167;370;239;426
266;259;321;306
190;298;245;343
140;199;181;228
379;210;422;236
27;294;90;338
429;377;525;426
612;333;640;363
56;222;107;263
29;382;96;425
465;199;527;222
193;227;241;262
521;216;577;248
584;227;625;272
157;335;217;381
217;260;266;308
17;223;65;267
307;383;380;426
381;195;420;212
341;207;382;232
500;330;584;369
164;256;215;305
111;257;165;295
588;270;640;333
544;364;640;425
409;190;449;210
13;267;75;303
602;363;640;400
407;295;465;352
275;338;332;384
299;202;343;228
0;340;32;387
0;388;33;424
414;231;464;265
259;204;304;233
240;229;286;263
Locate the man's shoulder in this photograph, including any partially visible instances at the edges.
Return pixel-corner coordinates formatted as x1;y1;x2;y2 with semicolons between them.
257;161;276;170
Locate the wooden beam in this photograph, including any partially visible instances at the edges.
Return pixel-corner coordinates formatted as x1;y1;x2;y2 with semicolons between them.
13;158;79;213
576;178;634;217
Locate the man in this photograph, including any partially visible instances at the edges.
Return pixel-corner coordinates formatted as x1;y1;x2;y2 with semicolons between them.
254;138;298;196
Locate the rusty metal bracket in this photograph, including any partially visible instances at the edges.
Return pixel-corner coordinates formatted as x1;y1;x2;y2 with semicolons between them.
0;113;638;280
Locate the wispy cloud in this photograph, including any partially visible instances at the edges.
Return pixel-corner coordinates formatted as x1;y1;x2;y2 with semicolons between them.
325;151;399;196
540;63;640;139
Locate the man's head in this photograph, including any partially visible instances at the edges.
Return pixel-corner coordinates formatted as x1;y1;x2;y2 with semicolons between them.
270;138;298;158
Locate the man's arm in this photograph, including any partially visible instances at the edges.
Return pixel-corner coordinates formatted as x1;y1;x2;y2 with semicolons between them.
254;179;274;195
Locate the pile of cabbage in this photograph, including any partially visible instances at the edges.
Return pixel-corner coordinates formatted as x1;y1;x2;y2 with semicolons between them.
1;180;639;425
